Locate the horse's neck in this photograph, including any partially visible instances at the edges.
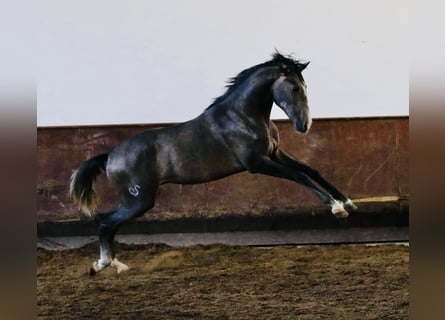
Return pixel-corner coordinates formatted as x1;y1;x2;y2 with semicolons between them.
228;68;278;121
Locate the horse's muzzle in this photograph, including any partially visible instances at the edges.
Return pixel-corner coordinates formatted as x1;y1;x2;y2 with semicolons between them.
293;110;312;134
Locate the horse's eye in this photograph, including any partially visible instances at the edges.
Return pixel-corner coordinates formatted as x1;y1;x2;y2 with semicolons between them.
292;86;299;92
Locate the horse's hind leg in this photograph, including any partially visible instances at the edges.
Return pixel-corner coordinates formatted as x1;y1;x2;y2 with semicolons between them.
90;193;155;275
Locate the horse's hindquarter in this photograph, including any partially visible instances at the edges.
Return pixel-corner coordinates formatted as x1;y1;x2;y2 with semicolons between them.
105;130;161;187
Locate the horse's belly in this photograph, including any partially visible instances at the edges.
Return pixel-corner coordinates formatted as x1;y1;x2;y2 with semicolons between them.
162;147;244;184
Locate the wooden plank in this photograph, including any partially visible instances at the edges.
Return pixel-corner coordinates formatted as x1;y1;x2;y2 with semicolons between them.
37;117;409;222
37;227;408;250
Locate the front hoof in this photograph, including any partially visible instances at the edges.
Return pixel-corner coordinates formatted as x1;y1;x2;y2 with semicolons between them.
331;200;349;219
333;209;349;219
343;199;358;211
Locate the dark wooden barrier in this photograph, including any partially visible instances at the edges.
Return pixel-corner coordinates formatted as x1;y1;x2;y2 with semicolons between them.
37;117;408;226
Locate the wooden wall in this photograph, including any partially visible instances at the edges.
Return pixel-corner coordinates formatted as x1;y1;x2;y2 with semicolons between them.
37;117;408;222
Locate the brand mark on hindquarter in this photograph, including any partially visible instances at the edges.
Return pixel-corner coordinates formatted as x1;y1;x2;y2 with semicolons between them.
128;184;141;197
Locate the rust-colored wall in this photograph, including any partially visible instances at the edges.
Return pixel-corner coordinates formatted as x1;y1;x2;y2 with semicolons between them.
37;117;408;222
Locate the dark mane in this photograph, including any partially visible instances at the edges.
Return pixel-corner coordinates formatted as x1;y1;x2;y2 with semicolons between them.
207;52;307;109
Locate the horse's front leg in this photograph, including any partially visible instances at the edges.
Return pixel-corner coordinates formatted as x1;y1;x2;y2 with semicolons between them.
272;149;357;211
244;155;349;218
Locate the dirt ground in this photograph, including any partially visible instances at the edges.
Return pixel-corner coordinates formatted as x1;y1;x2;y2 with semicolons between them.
37;243;408;320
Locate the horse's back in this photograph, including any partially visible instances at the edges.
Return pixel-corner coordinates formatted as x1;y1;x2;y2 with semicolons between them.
105;119;244;186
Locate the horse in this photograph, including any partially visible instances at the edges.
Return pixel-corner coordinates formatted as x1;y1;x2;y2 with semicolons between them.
70;52;357;275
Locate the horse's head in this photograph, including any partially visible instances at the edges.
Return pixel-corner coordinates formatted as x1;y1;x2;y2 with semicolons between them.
272;61;311;133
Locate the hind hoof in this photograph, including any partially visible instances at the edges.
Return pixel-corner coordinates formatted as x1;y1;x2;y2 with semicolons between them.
90;263;100;276
89;260;109;276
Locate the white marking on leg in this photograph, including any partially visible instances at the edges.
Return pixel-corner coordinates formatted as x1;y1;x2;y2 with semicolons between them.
91;250;112;274
92;260;107;273
330;199;349;218
99;249;112;266
330;199;343;213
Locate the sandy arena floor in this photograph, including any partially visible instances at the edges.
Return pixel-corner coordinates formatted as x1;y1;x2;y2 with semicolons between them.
37;242;408;319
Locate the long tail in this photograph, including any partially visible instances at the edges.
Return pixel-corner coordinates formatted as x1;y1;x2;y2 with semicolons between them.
69;153;108;217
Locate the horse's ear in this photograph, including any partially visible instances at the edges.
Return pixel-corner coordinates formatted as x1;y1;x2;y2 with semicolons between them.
299;61;310;71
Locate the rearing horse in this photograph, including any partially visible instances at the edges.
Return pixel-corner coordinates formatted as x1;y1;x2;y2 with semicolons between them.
70;52;357;274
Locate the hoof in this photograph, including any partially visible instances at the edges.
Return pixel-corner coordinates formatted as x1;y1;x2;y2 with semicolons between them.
343;199;358;211
89;267;97;276
331;200;349;219
111;259;129;274
333;209;349;219
89;260;109;276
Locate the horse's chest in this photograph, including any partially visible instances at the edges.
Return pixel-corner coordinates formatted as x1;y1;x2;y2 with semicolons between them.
253;128;278;156
267;138;278;155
